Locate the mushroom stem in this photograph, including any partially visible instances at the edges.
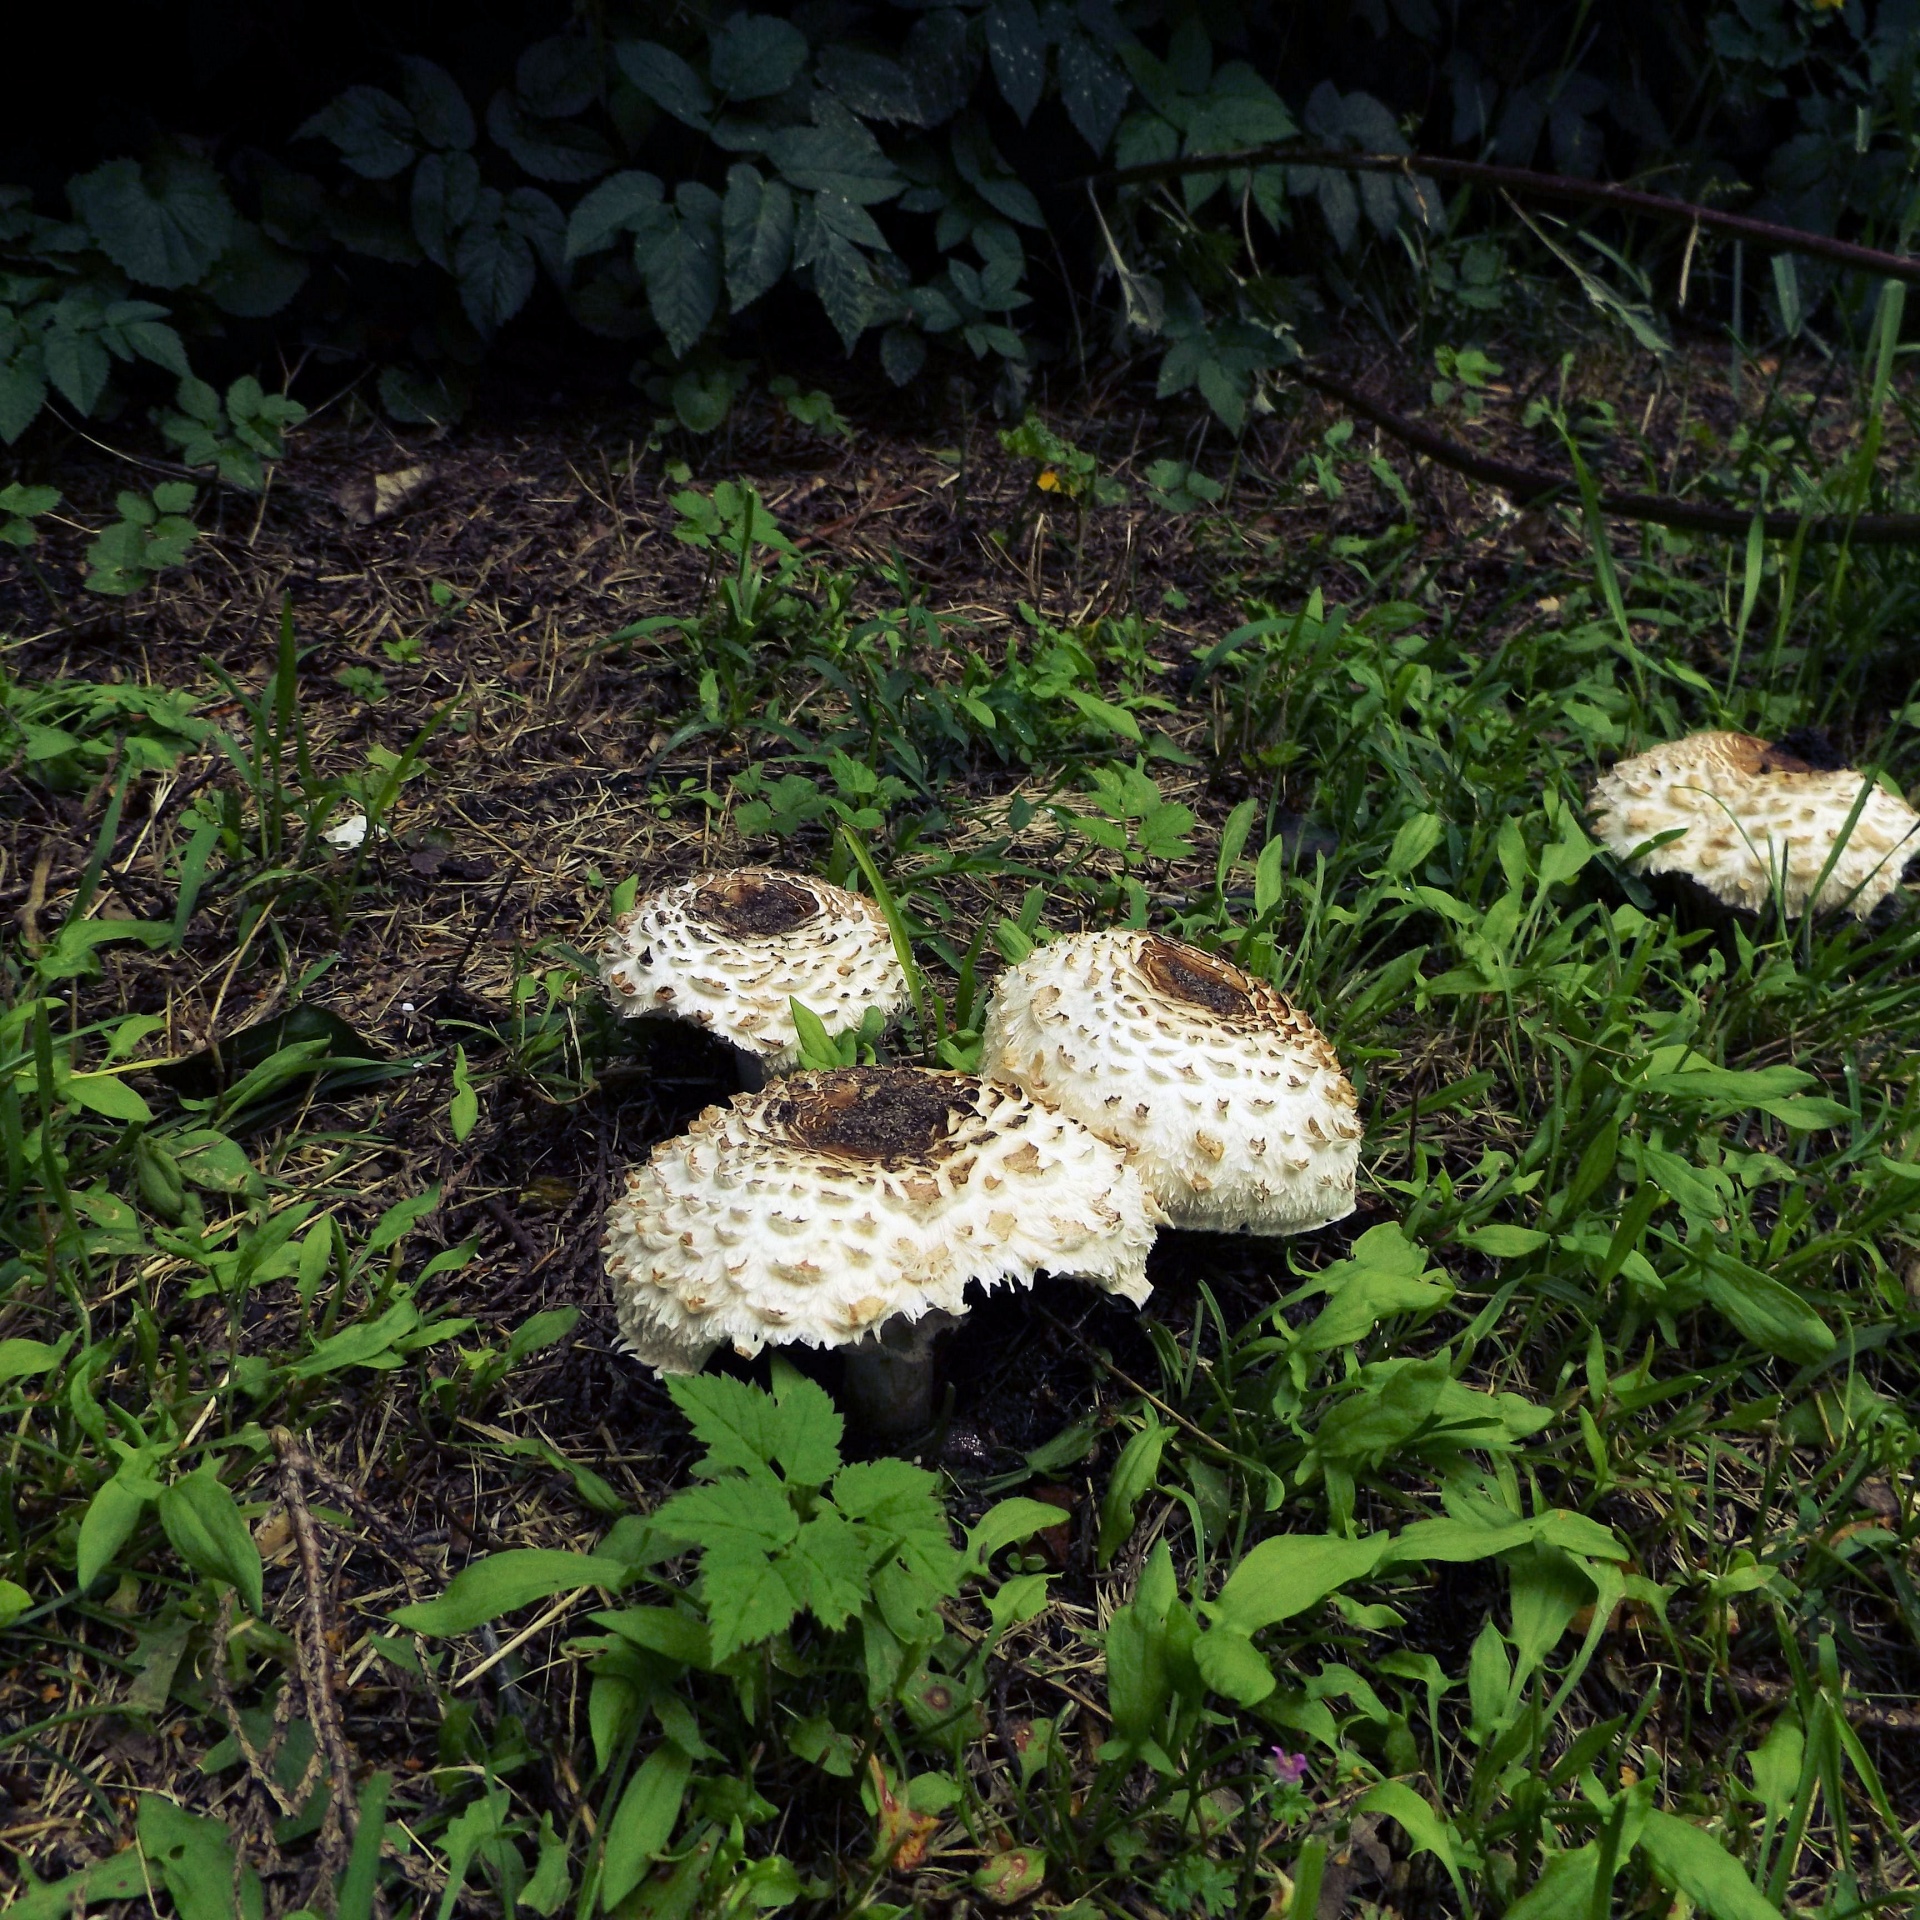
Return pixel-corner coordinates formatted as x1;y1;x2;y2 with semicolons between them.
841;1310;963;1435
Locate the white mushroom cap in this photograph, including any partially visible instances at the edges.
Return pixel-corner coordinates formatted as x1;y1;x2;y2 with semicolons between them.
604;1066;1160;1371
1589;731;1920;919
597;868;910;1068
979;929;1362;1236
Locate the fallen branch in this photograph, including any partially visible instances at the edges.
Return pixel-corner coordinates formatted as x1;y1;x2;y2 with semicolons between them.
1091;145;1920;289
1289;363;1920;544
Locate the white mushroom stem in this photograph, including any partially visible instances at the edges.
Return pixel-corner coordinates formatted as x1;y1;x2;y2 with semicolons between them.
840;1309;964;1434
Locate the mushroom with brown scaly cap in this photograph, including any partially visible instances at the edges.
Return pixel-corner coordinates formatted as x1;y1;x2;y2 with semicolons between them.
603;1065;1161;1432
979;929;1362;1235
597;868;910;1087
1589;730;1920;921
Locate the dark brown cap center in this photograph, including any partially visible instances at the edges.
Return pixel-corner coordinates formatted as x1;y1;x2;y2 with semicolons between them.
1138;935;1257;1019
695;871;820;936
774;1068;966;1164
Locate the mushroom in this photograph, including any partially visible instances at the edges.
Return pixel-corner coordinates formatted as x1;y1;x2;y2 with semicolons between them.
1589;730;1920;920
978;929;1361;1235
597;868;910;1087
603;1065;1160;1432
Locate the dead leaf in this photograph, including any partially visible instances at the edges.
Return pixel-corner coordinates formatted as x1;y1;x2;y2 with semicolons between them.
335;464;436;526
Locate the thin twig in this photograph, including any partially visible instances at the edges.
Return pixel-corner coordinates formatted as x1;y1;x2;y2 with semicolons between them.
1289;362;1920;544
274;1428;360;1894
1088;145;1920;288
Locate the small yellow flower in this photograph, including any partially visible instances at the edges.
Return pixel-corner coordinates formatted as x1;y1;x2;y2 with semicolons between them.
1036;468;1062;492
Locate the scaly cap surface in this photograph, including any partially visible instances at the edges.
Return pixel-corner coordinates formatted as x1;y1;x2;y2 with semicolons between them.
598;868;909;1066
1589;731;1920;919
605;1066;1160;1371
979;930;1362;1235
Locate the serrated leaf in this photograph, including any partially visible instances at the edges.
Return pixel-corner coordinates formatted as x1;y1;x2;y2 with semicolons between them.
296;85;419;179
818;46;924;124
399;55;476;149
985;0;1048;122
906;10;980;123
710;14;809;101
722;164;793;309
812;230;877;352
506;186;567;276
880;324;925;385
69;156;237;288
766;98;901;203
666;1371;843;1483
487;91;613;183
0;360;48;443
1058;30;1131;154
701;1542;802;1660
644;210;721;358
787;1509;869;1629
42;328;109;415
654;1476;799;1556
566;169;668;260
411;150;481;269
203;222;308;318
615;41;714;128
453;192;537;333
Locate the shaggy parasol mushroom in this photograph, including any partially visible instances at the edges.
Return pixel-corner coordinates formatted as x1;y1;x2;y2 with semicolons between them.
979;929;1361;1235
603;1065;1160;1432
1589;730;1920;920
597;868;909;1086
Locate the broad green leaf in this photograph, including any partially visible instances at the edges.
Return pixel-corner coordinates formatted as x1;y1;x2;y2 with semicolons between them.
399;55;476;149
290;1298;423;1378
1213;1534;1389;1632
1357;1781;1470;1904
655;1475;800;1557
1637;1810;1781;1920
1385;811;1443;876
157;1468;264;1615
600;1745;692;1908
701;1543;802;1659
966;1497;1072;1572
1701;1255;1834;1364
0;1579;32;1628
392;1549;630;1635
811;229;878;352
787;1509;868;1630
645;208;722;358
64;1071;152;1123
454;192;537;334
487;91;613;183
1097;1419;1168;1566
1503;1845;1602;1920
1461;1225;1550;1258
77;1467;159;1590
766;100;901;203
0;1339;62;1382
1062;686;1142;741
589;1607;712;1669
1193;1626;1275;1705
411;151;481;269
1058;30;1131;153
136;1796;262;1920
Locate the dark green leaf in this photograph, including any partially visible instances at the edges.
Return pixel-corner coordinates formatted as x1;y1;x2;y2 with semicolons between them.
296;86;419;179
69;156;237;288
615;41;714;129
411;151;481;269
905;11;981;123
0;359;48;443
516;36;601;119
722;164;794;309
203;223;309;318
880;324;926;385
811;230;878;352
487;91;613;182
1637;1812;1779;1920
398;55;476;149
644;208;722;358
818;47;924;124
454;191;537;333
766;98;901;203
1058;30;1131;153
710;14;809;101
567;170;668;260
668;1370;843;1485
985;0;1048;122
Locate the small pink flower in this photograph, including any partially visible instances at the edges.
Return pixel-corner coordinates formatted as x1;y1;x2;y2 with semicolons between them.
1268;1747;1308;1787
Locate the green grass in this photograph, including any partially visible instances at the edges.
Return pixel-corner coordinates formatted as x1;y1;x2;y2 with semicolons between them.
5;360;1920;1920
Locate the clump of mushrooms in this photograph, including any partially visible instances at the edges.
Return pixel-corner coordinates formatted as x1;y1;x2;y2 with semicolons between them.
597;868;909;1087
603;1065;1160;1432
979;929;1361;1236
1589;729;1920;920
